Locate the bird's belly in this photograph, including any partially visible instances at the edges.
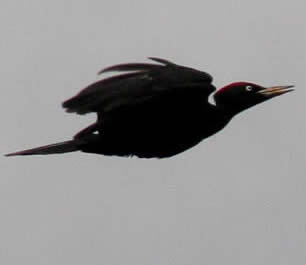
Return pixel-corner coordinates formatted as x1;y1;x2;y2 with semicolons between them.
135;118;227;158
86;112;230;158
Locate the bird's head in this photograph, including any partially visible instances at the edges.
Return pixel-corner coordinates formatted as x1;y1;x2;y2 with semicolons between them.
213;82;294;115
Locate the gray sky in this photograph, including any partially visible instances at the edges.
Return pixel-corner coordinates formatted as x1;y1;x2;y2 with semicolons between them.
1;0;306;264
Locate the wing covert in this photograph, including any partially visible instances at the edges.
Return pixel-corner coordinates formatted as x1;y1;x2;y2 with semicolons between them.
62;57;215;115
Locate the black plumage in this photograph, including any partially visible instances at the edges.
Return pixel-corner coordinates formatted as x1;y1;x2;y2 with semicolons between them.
6;58;293;158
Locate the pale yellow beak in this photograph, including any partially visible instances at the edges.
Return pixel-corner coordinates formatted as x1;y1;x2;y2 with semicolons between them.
257;85;295;97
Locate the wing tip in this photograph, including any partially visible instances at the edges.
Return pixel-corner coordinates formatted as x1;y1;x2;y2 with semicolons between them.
5;150;31;157
5;140;79;157
147;57;175;65
5;152;15;157
97;57;174;75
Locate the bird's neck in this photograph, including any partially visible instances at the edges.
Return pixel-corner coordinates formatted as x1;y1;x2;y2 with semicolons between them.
214;103;242;118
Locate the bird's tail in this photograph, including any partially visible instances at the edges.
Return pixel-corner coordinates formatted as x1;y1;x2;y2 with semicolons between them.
5;140;80;157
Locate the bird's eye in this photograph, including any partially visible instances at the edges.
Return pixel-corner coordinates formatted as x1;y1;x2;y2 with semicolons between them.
245;85;253;91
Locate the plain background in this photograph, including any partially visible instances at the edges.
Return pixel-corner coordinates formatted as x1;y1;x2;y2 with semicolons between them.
1;0;306;264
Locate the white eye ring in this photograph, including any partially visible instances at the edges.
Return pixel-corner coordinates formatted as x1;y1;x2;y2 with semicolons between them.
246;85;253;91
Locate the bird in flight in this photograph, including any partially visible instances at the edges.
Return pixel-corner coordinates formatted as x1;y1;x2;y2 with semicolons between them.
6;57;294;158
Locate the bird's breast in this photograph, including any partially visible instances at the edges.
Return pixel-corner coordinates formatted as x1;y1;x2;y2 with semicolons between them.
87;104;231;158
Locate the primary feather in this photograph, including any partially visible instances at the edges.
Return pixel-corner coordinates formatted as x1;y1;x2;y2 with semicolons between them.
62;57;214;115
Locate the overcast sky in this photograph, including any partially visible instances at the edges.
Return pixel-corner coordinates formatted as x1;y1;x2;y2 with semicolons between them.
1;0;306;264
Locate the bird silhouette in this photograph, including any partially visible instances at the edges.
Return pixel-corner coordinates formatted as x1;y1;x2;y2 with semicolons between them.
6;57;294;158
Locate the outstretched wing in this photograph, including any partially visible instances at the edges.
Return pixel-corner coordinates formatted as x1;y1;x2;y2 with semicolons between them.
62;57;215;115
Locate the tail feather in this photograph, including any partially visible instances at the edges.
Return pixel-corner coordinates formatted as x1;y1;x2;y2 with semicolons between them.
5;140;79;157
